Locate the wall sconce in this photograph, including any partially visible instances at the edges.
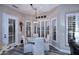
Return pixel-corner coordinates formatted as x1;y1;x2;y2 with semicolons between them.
20;22;23;32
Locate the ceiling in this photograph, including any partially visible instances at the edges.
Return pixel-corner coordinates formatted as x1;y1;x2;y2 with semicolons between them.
4;4;60;16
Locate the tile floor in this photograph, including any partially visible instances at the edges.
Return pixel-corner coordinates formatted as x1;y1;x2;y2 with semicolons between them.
1;45;69;55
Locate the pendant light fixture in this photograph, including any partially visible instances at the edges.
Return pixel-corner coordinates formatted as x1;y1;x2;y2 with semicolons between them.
30;4;37;21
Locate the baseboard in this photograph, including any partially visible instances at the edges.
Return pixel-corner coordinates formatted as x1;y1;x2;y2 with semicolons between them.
49;43;70;54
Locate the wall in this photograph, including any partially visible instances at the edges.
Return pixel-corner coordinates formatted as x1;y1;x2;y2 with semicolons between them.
0;12;2;40
1;4;79;53
38;4;79;53
0;12;2;48
23;14;35;38
47;7;61;49
41;6;62;52
0;5;31;47
45;4;79;53
59;4;79;53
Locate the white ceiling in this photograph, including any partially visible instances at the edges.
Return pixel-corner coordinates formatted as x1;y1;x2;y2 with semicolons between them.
5;4;59;16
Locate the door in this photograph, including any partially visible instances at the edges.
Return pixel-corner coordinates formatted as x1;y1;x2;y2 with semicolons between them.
2;13;18;46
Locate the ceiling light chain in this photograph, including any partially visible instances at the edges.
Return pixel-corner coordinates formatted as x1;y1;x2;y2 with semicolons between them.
30;4;47;19
30;4;38;20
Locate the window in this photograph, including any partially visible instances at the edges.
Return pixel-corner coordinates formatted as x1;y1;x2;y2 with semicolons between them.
66;13;79;45
68;16;76;40
41;21;44;37
52;19;56;41
45;21;49;38
26;22;31;37
33;22;38;34
33;20;50;38
53;26;56;40
37;22;40;37
9;19;15;44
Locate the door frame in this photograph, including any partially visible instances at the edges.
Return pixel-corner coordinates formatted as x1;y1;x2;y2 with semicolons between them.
2;13;19;46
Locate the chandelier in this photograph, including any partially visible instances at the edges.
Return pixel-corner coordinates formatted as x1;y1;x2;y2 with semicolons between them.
30;4;46;20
